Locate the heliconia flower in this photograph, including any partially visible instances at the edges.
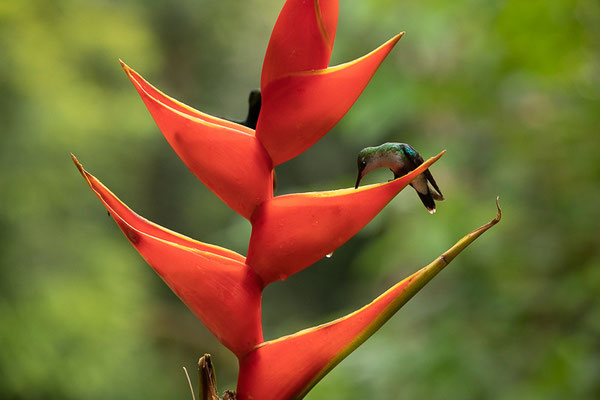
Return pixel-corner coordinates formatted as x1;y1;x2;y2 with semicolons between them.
84;0;415;358
246;151;445;284
74;0;502;397
72;155;263;357
237;202;501;400
121;62;273;220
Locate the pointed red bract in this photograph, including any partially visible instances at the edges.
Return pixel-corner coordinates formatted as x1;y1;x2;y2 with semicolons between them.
246;151;444;284
261;0;339;90
257;34;403;166
236;271;422;400
72;155;246;263
73;157;264;357
237;205;502;399
122;61;255;135
121;64;274;219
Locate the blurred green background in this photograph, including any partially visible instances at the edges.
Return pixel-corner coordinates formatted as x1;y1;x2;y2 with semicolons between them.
1;0;599;398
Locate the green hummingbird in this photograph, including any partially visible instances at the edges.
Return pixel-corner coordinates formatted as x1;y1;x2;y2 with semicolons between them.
355;142;444;213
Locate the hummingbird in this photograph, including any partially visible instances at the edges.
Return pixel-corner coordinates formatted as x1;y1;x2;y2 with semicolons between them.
237;89;261;130
355;142;444;214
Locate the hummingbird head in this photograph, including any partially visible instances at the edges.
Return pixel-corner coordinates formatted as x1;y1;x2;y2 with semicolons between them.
355;147;378;188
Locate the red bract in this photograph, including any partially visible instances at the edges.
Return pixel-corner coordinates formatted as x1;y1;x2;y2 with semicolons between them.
74;0;499;398
258;34;403;166
261;0;339;88
73;156;263;357
246;152;444;284
121;62;273;220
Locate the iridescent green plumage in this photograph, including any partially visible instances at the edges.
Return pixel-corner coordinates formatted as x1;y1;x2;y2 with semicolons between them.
355;143;444;213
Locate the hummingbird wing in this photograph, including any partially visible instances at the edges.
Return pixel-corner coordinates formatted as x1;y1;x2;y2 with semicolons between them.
402;144;444;200
423;169;444;200
400;144;424;172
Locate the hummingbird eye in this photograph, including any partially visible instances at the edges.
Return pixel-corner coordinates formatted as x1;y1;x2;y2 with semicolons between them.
360;160;366;167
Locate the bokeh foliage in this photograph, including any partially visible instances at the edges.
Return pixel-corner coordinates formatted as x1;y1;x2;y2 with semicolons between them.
1;0;598;399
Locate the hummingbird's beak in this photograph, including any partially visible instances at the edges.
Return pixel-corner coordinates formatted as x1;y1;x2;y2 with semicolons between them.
355;170;363;189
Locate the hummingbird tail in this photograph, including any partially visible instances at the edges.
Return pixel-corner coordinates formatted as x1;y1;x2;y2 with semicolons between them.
431;191;444;201
416;192;436;214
